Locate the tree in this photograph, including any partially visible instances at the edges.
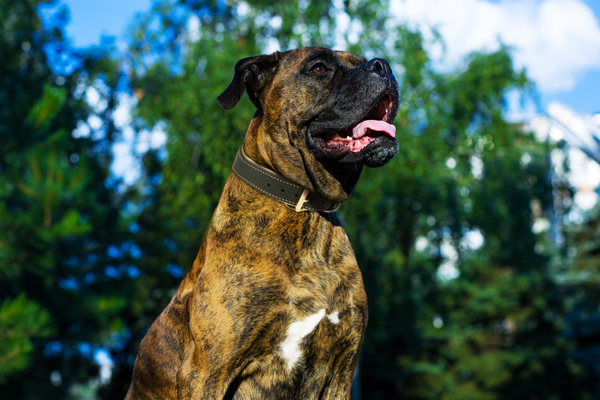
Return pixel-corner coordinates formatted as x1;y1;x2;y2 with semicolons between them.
0;1;125;398
560;204;600;397
344;32;585;398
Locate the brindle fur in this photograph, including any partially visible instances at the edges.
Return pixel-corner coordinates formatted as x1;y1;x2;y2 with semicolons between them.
126;46;399;399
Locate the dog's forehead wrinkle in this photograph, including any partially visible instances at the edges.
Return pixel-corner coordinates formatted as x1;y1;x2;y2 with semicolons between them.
335;50;366;66
301;50;338;68
286;47;363;73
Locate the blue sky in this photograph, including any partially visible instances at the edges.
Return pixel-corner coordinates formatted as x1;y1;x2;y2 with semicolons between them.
61;0;600;117
62;0;152;47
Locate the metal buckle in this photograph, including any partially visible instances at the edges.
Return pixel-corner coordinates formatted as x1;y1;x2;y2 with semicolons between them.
285;188;339;213
295;189;311;212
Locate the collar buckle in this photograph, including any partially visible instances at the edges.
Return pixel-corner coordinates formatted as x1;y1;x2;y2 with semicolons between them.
295;189;311;212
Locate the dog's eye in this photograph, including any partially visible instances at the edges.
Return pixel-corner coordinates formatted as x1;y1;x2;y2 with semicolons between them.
310;63;328;74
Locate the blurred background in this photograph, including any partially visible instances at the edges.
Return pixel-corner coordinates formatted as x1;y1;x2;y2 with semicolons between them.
2;0;600;399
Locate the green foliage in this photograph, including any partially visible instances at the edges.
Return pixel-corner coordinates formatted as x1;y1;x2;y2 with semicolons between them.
340;26;582;398
27;84;67;129
1;0;125;397
0;294;54;382
558;206;600;396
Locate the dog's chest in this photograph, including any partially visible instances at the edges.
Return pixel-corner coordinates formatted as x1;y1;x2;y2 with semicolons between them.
279;300;363;370
228;267;367;399
207;207;368;397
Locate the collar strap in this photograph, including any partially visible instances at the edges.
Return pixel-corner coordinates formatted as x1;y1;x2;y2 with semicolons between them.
231;147;339;213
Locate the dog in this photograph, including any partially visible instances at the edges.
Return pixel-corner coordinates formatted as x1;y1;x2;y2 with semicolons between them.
125;46;399;399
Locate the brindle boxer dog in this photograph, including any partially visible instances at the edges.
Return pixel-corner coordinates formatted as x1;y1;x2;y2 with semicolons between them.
126;46;399;399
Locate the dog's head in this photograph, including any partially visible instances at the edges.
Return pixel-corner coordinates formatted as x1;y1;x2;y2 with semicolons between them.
218;46;399;202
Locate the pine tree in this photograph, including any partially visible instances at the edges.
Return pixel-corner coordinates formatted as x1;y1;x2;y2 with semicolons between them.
0;1;124;398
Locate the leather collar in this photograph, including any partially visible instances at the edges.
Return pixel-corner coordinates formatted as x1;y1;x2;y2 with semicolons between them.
231;147;339;213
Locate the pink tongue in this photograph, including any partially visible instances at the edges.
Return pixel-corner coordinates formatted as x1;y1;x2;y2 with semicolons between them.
352;120;396;139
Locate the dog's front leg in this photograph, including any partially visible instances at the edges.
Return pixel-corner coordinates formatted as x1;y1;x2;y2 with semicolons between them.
175;343;247;399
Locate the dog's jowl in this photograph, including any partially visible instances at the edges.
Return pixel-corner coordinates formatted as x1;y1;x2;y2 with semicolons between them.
125;46;399;400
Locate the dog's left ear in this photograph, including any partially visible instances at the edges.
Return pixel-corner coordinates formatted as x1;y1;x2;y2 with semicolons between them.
217;52;280;111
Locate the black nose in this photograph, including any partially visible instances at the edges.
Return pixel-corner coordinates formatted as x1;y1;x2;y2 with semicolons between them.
364;58;394;79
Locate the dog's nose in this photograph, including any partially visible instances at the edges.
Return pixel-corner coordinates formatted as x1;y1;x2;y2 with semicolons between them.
364;58;394;79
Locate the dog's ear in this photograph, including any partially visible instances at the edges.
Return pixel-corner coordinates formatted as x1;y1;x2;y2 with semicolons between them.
217;52;280;111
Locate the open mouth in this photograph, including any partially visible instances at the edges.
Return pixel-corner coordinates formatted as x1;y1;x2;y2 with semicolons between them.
309;92;396;157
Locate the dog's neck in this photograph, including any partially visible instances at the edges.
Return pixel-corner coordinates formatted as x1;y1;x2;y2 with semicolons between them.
232;147;340;212
242;114;363;204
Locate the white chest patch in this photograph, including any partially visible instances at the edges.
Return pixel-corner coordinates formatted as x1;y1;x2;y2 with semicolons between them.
327;311;340;324
281;309;326;370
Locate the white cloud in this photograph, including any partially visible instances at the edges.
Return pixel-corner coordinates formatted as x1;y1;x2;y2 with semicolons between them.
390;0;600;93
